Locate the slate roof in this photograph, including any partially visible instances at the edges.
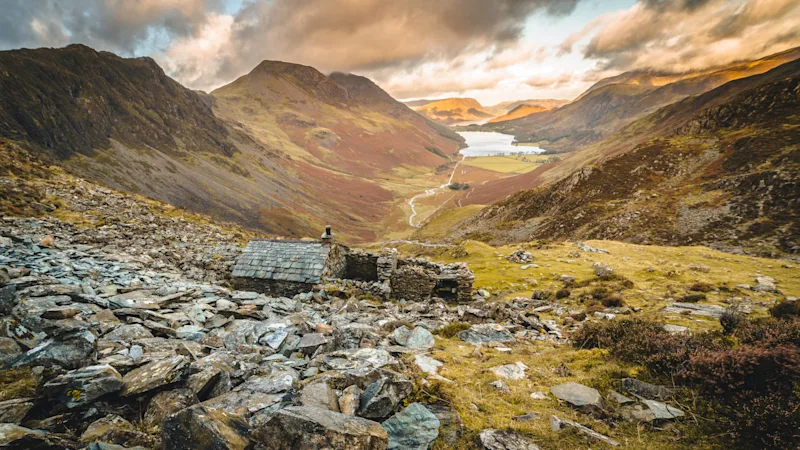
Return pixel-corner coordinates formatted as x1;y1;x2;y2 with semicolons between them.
231;239;330;284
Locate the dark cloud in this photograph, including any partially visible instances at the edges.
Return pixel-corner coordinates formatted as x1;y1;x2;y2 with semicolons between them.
0;0;220;55
162;0;580;90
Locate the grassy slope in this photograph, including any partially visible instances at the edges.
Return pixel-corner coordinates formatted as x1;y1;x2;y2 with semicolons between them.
389;239;798;449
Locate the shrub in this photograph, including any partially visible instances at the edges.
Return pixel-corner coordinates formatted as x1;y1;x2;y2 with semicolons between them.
679;345;800;449
769;301;800;320
719;308;744;335
589;286;611;300
555;288;571;299
735;317;800;347
601;295;625;307
690;282;714;292
680;293;706;303
574;317;800;449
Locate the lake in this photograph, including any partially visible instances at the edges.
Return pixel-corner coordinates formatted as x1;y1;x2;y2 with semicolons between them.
457;131;543;157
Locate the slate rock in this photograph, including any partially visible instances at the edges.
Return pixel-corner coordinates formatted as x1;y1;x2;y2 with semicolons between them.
550;382;604;411
339;385;361;416
43;364;123;408
144;388;198;430
80;415;153;448
253;406;388;450
404;327;435;348
490;362;528;380
0;285;18;315
104;324;154;343
426;403;463;446
0;337;21;365
382;403;440;450
480;429;541;450
0;423;75;449
457;324;514;345
162;405;252;450
622;400;685;422
620;378;675;400
414;355;443;375
297;332;328;355
301;382;340;412
359;371;413;419
0;398;34;424
8;329;96;370
121;355;189;396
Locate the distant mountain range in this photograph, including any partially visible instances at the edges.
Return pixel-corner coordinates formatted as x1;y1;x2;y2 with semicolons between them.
0;44;464;242
406;97;568;125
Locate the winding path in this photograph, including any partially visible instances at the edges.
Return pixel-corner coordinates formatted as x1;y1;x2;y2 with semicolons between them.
407;155;464;228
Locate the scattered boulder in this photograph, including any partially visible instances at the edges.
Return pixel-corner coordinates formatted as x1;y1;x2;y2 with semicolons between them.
144;388;198;430
550;382;604;412
161;405;252;450
80;415;153;448
592;262;614;278
621;399;685;422
508;250;533;264
620;378;675;400
400;326;434;348
753;276;778;293
426;403;463;446
382;403;440;450
480;429;541;450
121;355;189;396
414;355;443;375
252;406;388;449
7;329;96;370
301;382;341;412
0;398;34;424
489;362;528;380
457;324;514;345
359;371;413;419
43;364;123;408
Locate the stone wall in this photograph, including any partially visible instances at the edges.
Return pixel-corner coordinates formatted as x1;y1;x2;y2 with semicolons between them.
343;249;379;281
324;243;347;279
376;249;397;283
232;277;314;297
390;265;438;302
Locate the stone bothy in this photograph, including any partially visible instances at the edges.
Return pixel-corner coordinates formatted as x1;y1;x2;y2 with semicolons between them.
231;238;346;297
232;228;474;302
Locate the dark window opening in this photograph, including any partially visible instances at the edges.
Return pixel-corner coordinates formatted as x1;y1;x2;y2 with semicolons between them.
435;278;458;300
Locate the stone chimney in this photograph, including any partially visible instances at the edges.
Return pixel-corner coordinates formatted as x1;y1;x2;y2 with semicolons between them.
320;225;335;246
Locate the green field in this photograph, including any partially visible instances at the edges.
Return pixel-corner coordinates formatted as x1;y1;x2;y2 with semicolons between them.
463;154;555;173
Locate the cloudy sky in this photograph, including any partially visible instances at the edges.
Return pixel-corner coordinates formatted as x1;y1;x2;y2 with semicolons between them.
1;0;799;104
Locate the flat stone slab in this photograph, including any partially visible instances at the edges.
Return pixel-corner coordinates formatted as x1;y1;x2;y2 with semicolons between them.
490;362;528;380
550;382;603;410
457;324;514;345
121;355;188;396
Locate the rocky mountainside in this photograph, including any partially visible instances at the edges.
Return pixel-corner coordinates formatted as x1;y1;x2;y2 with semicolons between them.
328;72;462;145
0;45;463;243
445;58;800;256
0;44;235;160
484;47;800;153
411;98;494;125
